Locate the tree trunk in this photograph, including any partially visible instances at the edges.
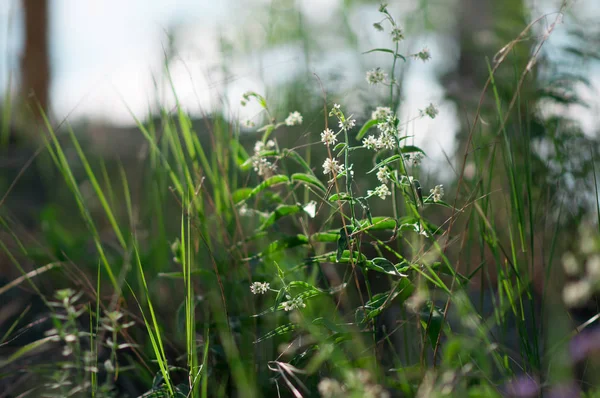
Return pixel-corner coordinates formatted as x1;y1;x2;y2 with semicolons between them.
20;0;50;122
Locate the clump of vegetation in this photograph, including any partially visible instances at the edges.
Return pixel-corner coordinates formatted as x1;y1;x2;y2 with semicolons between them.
1;2;599;397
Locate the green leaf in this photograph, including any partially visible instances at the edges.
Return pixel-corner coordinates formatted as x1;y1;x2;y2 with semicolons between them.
359;216;396;231
284;149;313;173
424;198;453;208
367;155;403;173
362;48;395;55
252;235;309;259
291;173;326;193
0;336;54;368
328;193;355;202
365;258;409;276
356;292;389;324
232;188;253;204
311;231;340;242
336;228;349;262
400;145;426;155
355;279;413;324
333;142;347;152
255;323;297;343
355;119;379;140
362;48;406;60
260;124;276;141
237;175;289;203
258;204;302;231
420;303;444;347
319;250;367;264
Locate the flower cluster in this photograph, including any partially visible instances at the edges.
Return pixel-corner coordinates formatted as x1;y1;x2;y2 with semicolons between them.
320;128;337;146
323;158;344;176
363;113;398;151
252;140;277;176
371;106;393;121
368;184;391;200
413;47;431;62
282;295;306;311
318;369;389;398
376;167;390;184
420;103;439;119
430;185;444;202
390;27;404;42
242;119;256;128
366;68;388;85
561;223;600;307
338;118;355;131
406;152;424;166
285;111;303;126
329;104;356;131
250;282;270;295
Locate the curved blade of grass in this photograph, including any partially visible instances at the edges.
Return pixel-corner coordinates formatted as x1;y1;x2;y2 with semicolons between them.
131;245;174;396
290;173;326;193
258;204;302;231
355;119;378;140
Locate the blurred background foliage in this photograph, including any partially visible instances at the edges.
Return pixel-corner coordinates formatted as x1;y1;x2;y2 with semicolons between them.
1;0;600;396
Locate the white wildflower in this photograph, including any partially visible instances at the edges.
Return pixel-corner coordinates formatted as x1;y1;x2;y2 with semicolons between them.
321;128;337;146
363;135;379;150
579;231;597;255
318;378;345;398
377;134;396;150
430;185;444;202
266;139;276;149
421;103;438;119
285;111;303;126
377;116;397;136
413;47;431;62
376;167;390;184
390;27;404;42
64;334;77;343
563;280;592;307
366;68;388;85
371;106;393;121
586;254;600;280
405;289;428;313
368;184;391;200
104;359;115;373
323;158;344;175
407;152;424;166
339;117;356;131
364;384;390;398
463;162;476;179
242;119;256;128
239;204;250;216
252;157;276;176
62;345;73;357
303;201;317;218
254;141;265;154
562;252;580;276
250;282;270;295
282;296;306;311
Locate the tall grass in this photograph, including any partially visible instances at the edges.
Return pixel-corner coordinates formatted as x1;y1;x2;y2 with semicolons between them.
1;2;599;397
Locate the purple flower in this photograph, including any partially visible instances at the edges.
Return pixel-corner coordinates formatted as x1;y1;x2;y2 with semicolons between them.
545;382;581;398
569;327;600;363
504;375;539;397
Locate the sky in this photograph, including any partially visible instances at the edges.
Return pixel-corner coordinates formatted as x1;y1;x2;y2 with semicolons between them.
1;0;599;180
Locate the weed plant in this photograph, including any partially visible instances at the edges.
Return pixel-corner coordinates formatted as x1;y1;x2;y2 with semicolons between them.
1;3;599;397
